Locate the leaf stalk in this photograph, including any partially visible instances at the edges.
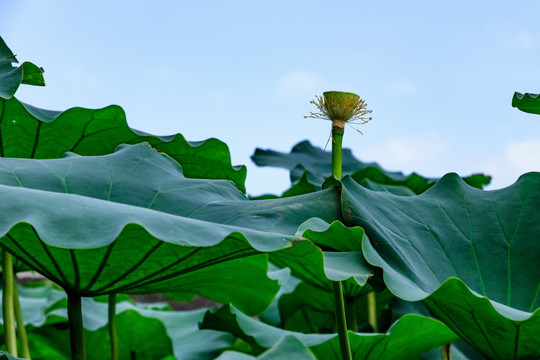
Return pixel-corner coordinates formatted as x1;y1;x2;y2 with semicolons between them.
2;252;17;356
67;293;86;360
13;284;31;359
330;126;352;360
332;281;353;360
367;291;378;332
109;293;119;360
442;343;452;360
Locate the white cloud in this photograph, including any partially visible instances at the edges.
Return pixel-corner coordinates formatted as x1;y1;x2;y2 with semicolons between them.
504;140;540;172
517;31;536;50
505;30;536;52
383;80;420;96
275;70;323;100
361;138;539;190
479;140;540;189
361;136;448;174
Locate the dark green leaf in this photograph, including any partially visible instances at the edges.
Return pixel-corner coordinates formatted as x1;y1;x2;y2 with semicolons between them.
0;37;16;60
0;97;246;191
0;37;45;99
391;299;486;360
341;172;540;359
512;92;540;115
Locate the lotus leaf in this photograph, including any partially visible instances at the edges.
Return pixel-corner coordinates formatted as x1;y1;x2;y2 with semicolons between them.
0;36;45;100
0;97;246;191
341;172;540;359
0;143;340;315
201;304;458;359
512;92;540;115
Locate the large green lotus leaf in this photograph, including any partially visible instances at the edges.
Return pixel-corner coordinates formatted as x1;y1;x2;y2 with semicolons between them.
512;92;540;115
0;37;45;100
215;336;317;360
0;143;340;315
201;304;458;360
0;97;246;192
341;172;540;359
252;140;490;194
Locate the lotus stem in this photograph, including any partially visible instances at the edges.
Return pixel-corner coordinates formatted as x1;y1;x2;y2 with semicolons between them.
345;297;357;332
109;294;119;360
67;293;86;360
330;126;352;360
332;281;353;360
442;343;452;360
307;90;371;360
331;128;344;178
367;291;378;332
13;284;31;359
2;252;17;356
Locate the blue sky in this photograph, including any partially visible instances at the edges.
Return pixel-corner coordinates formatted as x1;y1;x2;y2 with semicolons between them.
2;1;540;195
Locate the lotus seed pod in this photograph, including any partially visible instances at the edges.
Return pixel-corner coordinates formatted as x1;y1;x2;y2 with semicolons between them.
305;90;372;131
323;91;360;112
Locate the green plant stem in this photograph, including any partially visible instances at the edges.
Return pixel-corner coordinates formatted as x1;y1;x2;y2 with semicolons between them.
331;127;344;179
442;343;452;360
330;126;352;360
67;293;86;360
334;126;379;335
367;291;378;332
13;284;31;359
109;294;119;360
2;252;17;356
345;297;357;332
332;281;352;360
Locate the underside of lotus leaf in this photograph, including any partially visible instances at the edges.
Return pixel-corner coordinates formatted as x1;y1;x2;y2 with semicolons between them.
0;143;341;315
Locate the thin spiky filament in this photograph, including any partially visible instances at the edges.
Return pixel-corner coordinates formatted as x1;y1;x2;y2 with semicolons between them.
304;93;372;131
